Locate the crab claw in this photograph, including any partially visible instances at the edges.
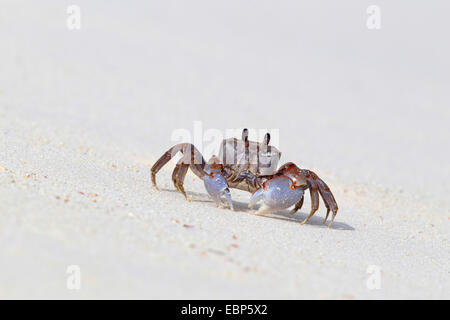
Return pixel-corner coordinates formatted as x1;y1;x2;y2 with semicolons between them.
248;176;304;215
203;173;234;210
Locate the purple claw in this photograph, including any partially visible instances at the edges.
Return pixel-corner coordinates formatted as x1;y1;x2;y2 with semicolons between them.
203;173;234;210
248;188;264;209
248;176;304;215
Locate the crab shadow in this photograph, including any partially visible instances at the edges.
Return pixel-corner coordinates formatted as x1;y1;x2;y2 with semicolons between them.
161;188;354;231
229;199;354;231
160;188;214;203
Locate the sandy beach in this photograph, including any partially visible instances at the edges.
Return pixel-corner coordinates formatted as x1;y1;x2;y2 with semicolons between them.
0;1;449;299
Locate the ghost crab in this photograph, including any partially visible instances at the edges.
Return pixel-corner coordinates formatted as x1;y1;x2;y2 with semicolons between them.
151;129;339;227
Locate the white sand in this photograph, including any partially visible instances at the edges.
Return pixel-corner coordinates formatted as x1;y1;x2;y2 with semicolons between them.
0;1;449;299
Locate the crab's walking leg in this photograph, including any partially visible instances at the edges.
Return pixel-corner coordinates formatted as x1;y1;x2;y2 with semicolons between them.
300;180;319;225
301;171;338;227
151;143;206;197
151;148;174;190
322;201;331;225
289;196;304;215
315;177;338;227
232;170;261;190
172;159;190;200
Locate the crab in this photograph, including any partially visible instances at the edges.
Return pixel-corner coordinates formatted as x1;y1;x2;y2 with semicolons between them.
151;129;339;227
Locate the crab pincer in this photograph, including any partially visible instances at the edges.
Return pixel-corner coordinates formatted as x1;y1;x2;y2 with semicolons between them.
202;157;235;210
203;172;234;210
248;176;304;215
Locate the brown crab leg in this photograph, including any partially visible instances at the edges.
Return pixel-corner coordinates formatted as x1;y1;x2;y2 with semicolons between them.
300;179;319;225
289;195;304;215
323;207;331;224
172;159;190;200
318;181;331;224
171;163;180;191
151;143;206;191
313;175;338;227
151;149;174;190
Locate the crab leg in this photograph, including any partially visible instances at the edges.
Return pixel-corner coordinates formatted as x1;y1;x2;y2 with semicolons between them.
315;177;338;226
151;149;173;190
300;179;319;225
172;159;190;200
232;170;261;190
151;143;206;192
301;170;339;227
289;195;304;215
